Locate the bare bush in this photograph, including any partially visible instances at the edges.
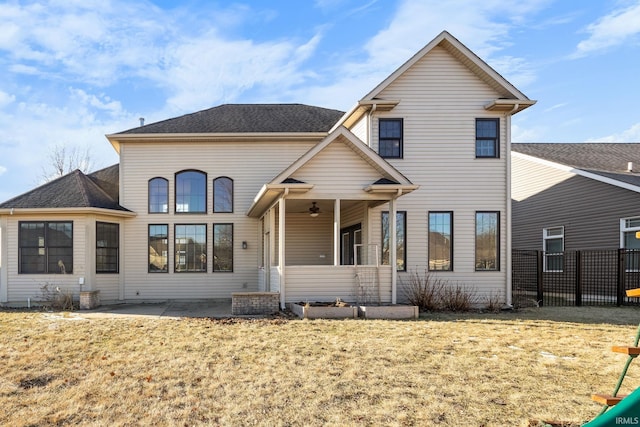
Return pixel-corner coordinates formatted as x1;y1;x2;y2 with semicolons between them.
483;291;503;313
402;270;445;310
440;283;477;312
38;283;75;311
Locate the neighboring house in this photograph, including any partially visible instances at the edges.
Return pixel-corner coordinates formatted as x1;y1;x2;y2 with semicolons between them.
0;31;534;308
512;143;640;259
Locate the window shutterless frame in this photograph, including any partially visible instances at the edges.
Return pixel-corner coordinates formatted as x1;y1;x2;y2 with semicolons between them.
428;211;453;271
475;118;499;158
18;221;73;274
148;224;169;273
148;177;169;213
174;224;207;272
213;223;234;272
475;211;500;271
213;176;234;213
96;222;119;273
378;118;403;158
381;211;407;271
175;170;207;213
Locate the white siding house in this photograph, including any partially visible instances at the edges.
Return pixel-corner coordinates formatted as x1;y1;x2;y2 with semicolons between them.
0;31;534;308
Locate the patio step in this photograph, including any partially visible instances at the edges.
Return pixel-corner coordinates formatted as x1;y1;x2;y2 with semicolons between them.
611;346;640;355
627;288;640;297
591;393;626;406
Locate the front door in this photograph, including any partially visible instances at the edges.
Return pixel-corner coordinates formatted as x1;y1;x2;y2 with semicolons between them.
340;223;362;265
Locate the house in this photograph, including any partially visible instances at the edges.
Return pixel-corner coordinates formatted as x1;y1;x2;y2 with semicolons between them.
0;31;535;309
512;143;640;254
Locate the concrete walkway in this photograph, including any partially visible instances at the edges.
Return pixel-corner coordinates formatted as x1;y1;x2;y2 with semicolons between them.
79;299;234;319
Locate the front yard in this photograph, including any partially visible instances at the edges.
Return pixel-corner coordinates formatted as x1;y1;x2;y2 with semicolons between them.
1;306;639;426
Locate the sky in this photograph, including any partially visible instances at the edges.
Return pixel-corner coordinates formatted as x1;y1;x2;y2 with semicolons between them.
1;0;639;202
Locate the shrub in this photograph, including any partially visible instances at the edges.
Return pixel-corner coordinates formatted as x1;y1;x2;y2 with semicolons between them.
440;283;477;312
402;270;444;311
38;283;76;311
402;270;480;312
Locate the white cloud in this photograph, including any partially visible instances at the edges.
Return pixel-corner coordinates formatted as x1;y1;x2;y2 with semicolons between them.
0;91;15;108
588;122;640;142
0;166;6;176
574;1;640;57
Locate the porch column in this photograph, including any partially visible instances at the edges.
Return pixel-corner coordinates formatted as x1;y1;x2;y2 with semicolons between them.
333;199;341;266
390;197;397;304
0;216;8;303
278;197;286;309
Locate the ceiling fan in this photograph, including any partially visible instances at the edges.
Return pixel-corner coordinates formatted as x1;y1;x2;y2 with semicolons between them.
309;201;320;217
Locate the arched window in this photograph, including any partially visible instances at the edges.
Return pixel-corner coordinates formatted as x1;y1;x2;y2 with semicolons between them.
213;176;233;213
175;170;206;213
148;177;168;213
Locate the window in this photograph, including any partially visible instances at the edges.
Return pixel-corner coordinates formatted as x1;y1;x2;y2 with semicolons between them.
382;211;406;271
175;224;207;272
428;212;452;271
149;177;168;213
213;223;233;272
175;170;206;213
213;177;233;213
476;118;499;158
149;225;168;273
475;212;499;271
621;217;640;271
543;227;564;272
378;118;403;158
19;221;73;274
96;222;119;273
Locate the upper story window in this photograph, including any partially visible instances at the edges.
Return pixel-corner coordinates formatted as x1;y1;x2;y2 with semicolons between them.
175;170;206;213
543;226;564;272
476;118;499;158
213;177;233;213
149;177;168;213
475;211;499;271
96;222;119;273
429;212;453;271
19;221;73;274
378;118;403;158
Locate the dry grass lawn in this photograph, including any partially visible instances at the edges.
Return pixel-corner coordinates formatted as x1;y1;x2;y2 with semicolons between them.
1;306;639;426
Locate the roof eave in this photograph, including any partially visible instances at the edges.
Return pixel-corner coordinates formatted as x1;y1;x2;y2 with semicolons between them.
246;183;315;218
107;132;329;146
485;99;537;114
0;207;137;217
331;100;400;132
364;184;420;195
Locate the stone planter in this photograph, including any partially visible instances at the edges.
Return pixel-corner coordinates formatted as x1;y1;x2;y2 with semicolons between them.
358;305;419;319
289;303;358;319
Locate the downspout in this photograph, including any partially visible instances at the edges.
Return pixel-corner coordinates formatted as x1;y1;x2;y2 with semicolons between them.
505;103;519;308
279;188;289;310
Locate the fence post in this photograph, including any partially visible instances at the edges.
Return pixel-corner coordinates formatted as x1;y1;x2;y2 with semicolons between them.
617;249;625;306
537;250;544;307
575;250;582;307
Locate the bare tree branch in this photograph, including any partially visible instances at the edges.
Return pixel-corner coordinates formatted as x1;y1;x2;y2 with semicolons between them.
40;144;95;183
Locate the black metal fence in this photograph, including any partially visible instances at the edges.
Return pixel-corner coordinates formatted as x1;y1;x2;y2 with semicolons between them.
512;249;640;307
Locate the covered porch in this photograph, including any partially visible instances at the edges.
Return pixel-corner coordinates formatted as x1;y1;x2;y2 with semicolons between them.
246;127;417;309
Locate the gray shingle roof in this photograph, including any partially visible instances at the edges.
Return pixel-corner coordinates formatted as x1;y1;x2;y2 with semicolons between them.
118;104;345;134
0;164;128;211
512;143;640;187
